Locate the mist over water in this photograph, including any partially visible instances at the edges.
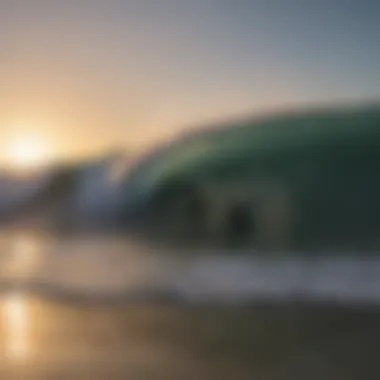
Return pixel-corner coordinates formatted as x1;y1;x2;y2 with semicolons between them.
0;230;378;305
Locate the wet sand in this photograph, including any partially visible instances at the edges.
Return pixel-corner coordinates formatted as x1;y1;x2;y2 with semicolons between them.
0;296;379;379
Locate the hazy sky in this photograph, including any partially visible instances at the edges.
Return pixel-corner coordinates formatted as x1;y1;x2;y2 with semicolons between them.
0;0;379;162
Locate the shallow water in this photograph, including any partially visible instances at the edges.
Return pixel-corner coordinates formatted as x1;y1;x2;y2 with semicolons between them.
0;295;379;379
0;230;379;379
0;229;380;304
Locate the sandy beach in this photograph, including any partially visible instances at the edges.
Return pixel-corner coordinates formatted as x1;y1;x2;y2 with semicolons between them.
0;295;378;380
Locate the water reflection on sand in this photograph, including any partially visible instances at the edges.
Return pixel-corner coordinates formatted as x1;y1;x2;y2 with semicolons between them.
0;294;377;379
3;292;30;361
0;231;378;378
0;288;256;379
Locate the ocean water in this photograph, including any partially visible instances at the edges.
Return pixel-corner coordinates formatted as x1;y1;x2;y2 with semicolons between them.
0;229;380;305
0;229;380;379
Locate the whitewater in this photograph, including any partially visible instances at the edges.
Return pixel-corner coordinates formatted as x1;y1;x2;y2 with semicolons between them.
0;230;379;305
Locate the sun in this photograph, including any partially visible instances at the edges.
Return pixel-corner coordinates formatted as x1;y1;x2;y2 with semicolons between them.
7;134;51;170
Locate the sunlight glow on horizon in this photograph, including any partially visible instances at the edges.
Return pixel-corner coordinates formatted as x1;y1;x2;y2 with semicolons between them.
0;1;378;161
5;133;52;170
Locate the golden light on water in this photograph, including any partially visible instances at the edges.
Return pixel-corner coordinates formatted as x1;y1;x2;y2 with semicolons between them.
7;234;40;280
1;235;40;361
3;293;30;360
14;236;39;265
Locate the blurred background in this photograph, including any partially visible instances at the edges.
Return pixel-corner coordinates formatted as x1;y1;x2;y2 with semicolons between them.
0;1;379;379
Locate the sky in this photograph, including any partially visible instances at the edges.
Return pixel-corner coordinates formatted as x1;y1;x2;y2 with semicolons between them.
0;0;379;164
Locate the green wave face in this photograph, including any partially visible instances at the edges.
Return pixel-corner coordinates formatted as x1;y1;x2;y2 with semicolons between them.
125;104;380;252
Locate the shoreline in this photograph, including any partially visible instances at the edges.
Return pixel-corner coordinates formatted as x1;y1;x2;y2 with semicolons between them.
0;296;379;379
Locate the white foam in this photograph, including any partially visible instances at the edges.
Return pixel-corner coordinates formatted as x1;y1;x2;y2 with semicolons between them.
0;233;380;304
